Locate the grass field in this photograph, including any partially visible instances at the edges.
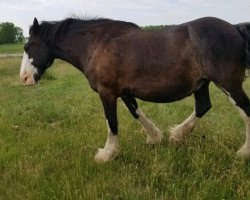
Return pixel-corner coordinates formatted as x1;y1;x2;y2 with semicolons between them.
0;43;24;55
0;57;250;200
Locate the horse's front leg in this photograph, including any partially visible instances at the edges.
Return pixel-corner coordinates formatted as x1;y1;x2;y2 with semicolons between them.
121;95;163;144
94;92;119;163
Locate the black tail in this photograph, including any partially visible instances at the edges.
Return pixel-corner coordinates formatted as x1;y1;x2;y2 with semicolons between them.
236;23;250;69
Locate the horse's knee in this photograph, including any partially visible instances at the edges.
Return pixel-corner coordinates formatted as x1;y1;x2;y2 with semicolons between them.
194;81;211;118
229;88;250;116
121;95;139;119
195;103;212;118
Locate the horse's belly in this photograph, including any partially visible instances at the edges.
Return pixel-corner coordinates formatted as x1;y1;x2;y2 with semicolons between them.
129;81;194;103
135;91;192;103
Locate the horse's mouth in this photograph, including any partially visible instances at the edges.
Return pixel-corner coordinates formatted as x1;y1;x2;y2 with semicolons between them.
20;72;38;86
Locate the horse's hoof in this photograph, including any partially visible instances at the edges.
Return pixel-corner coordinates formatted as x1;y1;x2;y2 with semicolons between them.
146;132;164;144
169;136;180;145
94;148;119;163
169;126;184;145
236;146;250;159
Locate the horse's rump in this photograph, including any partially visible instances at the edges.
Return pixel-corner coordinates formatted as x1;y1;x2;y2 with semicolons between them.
236;23;250;69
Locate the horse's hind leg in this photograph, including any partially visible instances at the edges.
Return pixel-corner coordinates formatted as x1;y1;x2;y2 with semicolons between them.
224;86;250;158
121;95;163;144
169;81;211;143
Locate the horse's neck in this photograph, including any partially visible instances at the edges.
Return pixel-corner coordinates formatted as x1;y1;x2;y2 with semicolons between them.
50;23;138;73
51;33;93;73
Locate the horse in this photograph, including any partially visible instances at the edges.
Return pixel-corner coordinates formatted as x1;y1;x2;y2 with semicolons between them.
20;16;250;163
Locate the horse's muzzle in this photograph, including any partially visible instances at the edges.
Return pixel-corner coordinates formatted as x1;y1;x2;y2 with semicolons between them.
20;72;38;86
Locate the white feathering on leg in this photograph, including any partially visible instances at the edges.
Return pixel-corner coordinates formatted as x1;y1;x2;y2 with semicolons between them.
229;96;250;158
94;120;119;163
135;109;163;144
169;111;198;144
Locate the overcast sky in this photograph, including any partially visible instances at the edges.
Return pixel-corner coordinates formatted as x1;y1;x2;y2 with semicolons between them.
0;0;250;36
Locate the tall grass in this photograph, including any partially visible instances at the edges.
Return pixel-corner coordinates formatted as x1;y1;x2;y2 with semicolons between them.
0;58;249;200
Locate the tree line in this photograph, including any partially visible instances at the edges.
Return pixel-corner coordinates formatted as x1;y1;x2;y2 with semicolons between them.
142;24;175;31
0;22;24;44
0;21;175;45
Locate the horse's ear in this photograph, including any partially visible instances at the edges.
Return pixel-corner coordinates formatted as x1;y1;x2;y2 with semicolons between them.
31;17;39;35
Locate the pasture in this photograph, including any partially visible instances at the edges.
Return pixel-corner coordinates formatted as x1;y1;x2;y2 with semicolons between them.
0;43;23;55
0;57;250;199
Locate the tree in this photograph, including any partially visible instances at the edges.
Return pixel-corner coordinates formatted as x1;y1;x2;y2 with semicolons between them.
0;22;24;44
142;24;175;31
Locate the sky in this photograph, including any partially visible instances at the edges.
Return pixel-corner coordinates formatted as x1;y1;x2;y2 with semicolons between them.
0;0;249;37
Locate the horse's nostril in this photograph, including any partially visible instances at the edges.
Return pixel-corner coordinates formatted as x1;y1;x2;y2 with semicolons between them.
24;76;28;82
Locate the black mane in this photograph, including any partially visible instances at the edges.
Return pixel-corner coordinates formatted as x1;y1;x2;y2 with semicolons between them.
32;17;139;44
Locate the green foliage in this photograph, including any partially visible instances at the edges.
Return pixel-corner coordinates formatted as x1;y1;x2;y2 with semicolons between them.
142;24;175;31
0;22;24;44
0;58;250;199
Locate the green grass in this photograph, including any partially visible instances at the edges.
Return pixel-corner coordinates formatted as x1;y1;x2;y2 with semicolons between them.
0;58;250;200
0;43;24;54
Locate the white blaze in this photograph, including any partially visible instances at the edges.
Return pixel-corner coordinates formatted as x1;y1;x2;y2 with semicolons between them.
20;52;37;85
20;51;37;76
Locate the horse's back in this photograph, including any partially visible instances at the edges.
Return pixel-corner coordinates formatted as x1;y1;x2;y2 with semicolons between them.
90;17;246;102
188;18;245;67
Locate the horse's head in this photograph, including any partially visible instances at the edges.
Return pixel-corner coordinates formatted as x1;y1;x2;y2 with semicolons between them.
20;18;54;86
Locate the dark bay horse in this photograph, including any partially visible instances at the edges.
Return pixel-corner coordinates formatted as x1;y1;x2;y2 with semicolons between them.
20;17;250;162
